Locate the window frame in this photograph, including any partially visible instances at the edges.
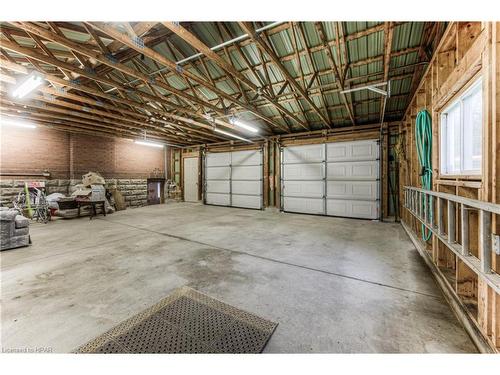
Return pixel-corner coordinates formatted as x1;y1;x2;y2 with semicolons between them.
439;78;483;177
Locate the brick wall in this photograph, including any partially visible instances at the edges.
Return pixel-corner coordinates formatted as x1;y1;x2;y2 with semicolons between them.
69;133;165;179
1;126;165;208
0;126;70;178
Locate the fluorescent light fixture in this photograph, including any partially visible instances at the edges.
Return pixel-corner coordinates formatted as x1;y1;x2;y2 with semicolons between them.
1;118;37;129
214;128;252;143
134;140;165;148
230;117;258;133
12;73;44;99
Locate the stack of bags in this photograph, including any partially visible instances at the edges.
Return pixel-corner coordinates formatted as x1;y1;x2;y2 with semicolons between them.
54;172;116;218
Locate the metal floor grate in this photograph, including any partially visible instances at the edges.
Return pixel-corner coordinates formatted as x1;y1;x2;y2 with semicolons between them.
75;287;277;353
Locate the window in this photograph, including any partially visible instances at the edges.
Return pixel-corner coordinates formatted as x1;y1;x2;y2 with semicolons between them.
440;79;482;175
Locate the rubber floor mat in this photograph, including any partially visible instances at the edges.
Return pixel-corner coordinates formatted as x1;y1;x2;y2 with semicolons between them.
74;286;277;353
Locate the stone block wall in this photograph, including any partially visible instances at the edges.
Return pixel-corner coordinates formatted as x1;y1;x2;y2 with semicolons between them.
0;178;148;209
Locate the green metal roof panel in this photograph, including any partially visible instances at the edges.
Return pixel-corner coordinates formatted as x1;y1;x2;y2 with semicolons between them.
268;29;294;57
392;22;426;51
347;30;383;63
301;22;321;48
320;22;336;41
240;44;260;66
389;51;419;71
311;50;329;71
389;76;412;96
349;60;383;79
191;22;223;47
344;22;383;36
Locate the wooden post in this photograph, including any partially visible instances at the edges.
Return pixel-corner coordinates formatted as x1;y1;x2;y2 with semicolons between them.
479;210;492;273
448;201;456;243
461;203;469;256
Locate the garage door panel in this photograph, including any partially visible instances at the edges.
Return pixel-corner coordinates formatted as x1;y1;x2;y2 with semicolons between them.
232;165;261;180
232;194;261;209
231;150;261;166
204;150;263;210
232;180;261;195
206;180;230;194
206;166;231;180
206;193;230;206
283;144;324;164
326;199;378;219
206;152;231;167
284;180;324;198
327;140;378;162
327;181;378;200
327;161;378;180
283;163;324;180
284;197;324;215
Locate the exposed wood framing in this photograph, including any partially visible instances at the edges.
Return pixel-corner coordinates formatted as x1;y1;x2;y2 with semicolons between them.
399;22;500;353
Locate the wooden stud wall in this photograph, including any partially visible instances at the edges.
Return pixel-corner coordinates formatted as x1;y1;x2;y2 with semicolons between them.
399;22;500;352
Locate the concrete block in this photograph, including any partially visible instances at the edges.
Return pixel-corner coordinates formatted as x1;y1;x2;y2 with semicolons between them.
1;188;22;196
13;181;27;188
0;180;14;188
117;179;130;185
131;179;146;184
46;187;67;195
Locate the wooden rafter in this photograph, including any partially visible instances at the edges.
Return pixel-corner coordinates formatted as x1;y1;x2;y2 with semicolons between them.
163;22;306;132
0;21;445;143
86;22;288;133
239;22;330;129
314;22;355;126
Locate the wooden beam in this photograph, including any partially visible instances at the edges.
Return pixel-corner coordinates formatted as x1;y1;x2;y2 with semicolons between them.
0;57;225;141
163;22;305;132
380;21;394;123
87;22;287;133
314;22;355;126
239;21;329;129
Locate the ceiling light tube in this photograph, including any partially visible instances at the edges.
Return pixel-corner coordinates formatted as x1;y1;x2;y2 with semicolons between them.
1;118;37;129
12;73;44;99
230;117;259;133
214;128;252;143
134;140;165;148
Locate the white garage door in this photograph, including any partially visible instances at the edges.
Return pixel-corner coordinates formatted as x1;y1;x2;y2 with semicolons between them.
205;149;263;209
281;140;379;219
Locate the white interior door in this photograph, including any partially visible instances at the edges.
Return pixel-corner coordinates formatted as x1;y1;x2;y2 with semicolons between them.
183;157;199;202
282;140;379;219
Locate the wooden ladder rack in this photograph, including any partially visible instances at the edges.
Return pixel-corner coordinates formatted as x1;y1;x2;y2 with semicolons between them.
404;186;500;293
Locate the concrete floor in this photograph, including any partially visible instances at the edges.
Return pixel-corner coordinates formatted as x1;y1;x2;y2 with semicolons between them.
1;202;476;353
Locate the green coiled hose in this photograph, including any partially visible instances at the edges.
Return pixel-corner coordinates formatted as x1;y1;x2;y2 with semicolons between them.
415;109;432;241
